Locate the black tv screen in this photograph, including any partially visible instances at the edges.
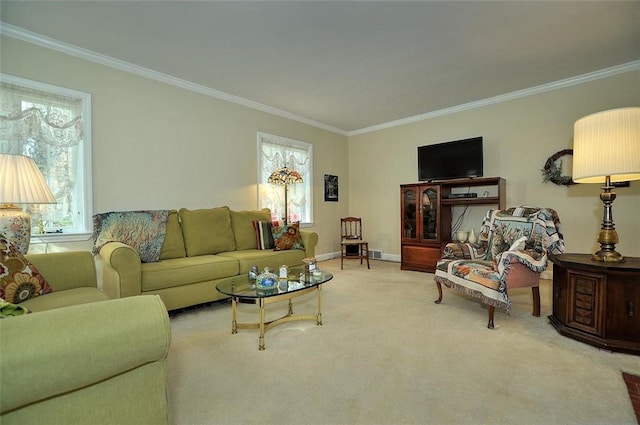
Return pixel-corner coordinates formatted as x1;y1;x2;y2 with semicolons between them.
418;137;483;181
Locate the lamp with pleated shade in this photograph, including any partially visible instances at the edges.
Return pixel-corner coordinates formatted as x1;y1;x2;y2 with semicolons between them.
0;154;57;253
572;107;640;262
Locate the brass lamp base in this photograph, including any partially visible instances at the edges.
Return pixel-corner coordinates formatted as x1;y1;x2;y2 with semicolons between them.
592;250;624;263
591;179;624;263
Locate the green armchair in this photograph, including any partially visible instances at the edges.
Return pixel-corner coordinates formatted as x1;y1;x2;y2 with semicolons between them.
0;251;172;425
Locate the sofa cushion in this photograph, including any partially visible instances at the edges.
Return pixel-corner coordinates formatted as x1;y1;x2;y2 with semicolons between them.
0;234;52;304
218;249;306;275
20;287;111;312
141;255;239;292
230;209;272;250
272;222;305;251
253;220;275;250
179;207;235;256
159;210;186;260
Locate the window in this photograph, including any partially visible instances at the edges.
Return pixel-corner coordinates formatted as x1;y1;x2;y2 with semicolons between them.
257;132;313;225
0;74;92;240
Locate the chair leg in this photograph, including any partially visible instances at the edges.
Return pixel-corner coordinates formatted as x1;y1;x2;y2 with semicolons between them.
532;286;541;317
487;306;495;329
340;246;344;270
364;243;370;269
434;281;442;304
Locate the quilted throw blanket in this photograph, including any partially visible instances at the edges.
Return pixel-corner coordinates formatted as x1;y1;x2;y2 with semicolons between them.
435;206;565;313
492;206;565;256
92;210;169;263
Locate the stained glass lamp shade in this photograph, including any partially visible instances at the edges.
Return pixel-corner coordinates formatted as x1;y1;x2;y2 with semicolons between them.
268;167;303;224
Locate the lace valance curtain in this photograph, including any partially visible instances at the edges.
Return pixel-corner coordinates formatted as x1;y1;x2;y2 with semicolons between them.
259;135;311;223
0;81;85;230
0;82;84;155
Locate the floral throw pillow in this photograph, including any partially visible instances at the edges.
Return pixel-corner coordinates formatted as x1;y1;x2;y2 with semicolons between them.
0;234;52;304
271;222;305;251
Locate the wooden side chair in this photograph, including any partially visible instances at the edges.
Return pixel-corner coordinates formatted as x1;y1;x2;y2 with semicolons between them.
340;217;370;269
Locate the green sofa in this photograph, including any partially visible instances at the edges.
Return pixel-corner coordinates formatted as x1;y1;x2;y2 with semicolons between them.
0;251;172;425
97;207;319;311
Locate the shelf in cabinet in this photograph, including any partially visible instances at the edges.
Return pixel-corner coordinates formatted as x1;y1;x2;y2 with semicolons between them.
401;177;505;273
441;196;501;205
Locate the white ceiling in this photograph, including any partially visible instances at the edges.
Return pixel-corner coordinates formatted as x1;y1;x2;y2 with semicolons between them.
1;1;639;134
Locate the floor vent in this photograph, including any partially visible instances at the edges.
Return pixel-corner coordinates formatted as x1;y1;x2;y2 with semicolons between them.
369;249;382;260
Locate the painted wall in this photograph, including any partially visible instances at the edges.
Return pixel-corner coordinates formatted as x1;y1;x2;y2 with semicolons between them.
348;70;640;259
2;35;639;260
1;36;350;256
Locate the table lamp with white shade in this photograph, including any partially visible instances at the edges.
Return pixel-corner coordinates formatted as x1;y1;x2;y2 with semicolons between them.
572;107;640;263
0;154;57;254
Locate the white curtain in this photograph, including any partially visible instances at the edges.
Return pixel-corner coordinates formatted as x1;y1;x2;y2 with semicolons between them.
0;82;84;229
259;134;311;223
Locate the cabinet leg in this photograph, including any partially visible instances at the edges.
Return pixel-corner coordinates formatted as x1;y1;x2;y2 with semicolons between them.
532;286;541;317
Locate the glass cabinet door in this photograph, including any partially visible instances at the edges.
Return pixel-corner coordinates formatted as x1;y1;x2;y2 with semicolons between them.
402;188;417;239
421;187;438;240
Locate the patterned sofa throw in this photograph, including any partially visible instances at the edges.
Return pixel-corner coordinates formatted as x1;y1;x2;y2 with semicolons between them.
92;210;169;263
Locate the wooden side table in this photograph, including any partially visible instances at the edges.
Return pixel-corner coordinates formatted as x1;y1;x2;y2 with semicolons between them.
548;253;640;355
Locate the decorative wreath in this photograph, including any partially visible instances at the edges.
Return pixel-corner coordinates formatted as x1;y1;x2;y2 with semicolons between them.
541;149;576;186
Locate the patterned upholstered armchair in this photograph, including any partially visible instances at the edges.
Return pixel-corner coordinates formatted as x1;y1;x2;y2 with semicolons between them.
434;206;565;328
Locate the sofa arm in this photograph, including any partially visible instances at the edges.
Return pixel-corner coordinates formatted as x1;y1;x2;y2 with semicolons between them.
300;230;318;258
0;295;170;417
97;242;143;298
25;251;98;292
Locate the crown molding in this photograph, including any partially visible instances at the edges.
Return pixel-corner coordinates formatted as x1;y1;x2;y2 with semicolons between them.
3;23;637;139
348;60;640;136
0;23;348;136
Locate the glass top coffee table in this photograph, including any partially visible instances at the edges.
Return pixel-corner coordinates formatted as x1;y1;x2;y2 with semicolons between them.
216;267;333;350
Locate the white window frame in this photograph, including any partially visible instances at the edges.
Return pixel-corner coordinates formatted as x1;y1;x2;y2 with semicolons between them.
257;132;313;226
0;74;93;242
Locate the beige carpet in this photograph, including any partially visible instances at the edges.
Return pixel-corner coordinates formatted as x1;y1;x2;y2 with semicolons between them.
167;259;640;425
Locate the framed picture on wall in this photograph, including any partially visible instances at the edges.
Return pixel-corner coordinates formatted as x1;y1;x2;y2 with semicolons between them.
324;174;338;202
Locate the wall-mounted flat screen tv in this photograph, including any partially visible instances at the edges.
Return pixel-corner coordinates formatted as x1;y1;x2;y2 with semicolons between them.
418;137;483;181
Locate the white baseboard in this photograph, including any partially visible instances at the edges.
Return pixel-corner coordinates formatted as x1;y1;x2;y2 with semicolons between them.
317;251;401;263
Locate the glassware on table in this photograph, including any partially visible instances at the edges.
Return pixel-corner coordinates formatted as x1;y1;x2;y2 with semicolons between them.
256;267;277;291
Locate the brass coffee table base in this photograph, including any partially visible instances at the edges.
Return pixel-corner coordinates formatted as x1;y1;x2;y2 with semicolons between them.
231;285;323;350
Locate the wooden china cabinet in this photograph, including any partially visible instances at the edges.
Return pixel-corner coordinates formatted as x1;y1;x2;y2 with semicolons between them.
400;184;449;272
400;177;505;272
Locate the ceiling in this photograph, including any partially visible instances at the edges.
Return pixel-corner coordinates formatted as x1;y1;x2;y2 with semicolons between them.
1;1;639;134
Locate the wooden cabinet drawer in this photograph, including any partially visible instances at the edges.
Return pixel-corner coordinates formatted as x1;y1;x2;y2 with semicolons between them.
401;245;441;272
549;253;640;355
567;270;604;336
